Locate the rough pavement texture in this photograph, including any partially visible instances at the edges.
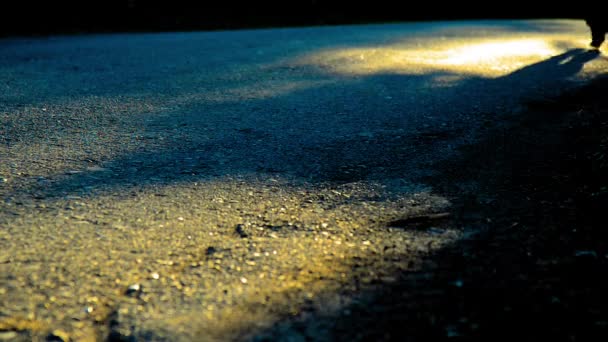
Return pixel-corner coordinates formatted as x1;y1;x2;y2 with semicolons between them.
1;20;606;340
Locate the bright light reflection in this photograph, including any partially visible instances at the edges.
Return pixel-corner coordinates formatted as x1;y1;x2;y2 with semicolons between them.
439;40;555;65
293;35;591;78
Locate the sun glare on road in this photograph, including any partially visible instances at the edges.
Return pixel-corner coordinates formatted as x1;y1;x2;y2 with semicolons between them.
294;32;594;78
439;39;555;66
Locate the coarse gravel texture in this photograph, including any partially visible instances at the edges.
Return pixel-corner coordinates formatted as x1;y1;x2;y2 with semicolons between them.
1;20;606;341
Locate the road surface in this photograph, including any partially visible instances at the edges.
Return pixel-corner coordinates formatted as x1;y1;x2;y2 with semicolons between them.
0;20;606;341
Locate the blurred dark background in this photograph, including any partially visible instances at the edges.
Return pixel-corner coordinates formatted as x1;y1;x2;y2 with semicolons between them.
0;0;586;36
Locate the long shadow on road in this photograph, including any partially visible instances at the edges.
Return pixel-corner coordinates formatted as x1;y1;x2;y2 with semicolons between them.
5;49;600;201
1;43;604;341
249;56;608;341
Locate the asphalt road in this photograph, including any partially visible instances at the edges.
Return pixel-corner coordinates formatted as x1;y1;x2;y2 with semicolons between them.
0;20;606;341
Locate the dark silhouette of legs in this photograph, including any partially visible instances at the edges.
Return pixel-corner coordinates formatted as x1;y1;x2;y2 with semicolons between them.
586;18;607;49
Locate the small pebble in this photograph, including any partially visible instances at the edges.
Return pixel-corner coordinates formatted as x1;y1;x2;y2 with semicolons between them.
86;166;108;172
47;329;70;342
235;224;248;238
0;332;18;341
126;284;141;296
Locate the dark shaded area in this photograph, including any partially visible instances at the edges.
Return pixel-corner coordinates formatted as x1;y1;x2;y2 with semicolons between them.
8;49;598;203
252;61;608;340
0;0;589;37
388;212;451;229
